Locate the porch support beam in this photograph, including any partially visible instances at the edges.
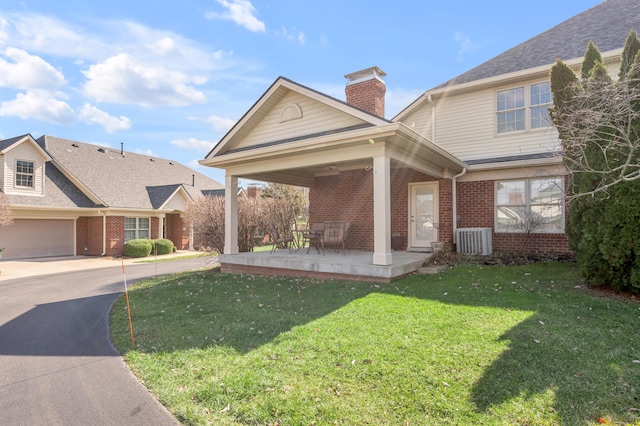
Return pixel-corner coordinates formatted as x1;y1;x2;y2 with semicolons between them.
224;174;239;255
372;154;392;265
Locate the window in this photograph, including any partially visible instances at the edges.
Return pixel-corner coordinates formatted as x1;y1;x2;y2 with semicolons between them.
496;178;564;233
496;82;552;133
497;87;525;133
124;217;150;242
530;82;552;129
15;160;34;188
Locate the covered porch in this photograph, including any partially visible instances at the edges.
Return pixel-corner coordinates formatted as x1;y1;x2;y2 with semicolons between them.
218;249;430;283
199;69;466;281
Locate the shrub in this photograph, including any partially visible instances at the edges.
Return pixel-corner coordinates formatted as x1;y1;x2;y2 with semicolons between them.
124;239;153;258
152;239;174;255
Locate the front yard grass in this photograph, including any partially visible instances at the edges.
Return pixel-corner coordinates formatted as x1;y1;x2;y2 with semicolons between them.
110;262;640;425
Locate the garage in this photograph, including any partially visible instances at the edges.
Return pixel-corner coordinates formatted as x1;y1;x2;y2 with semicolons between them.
0;219;75;259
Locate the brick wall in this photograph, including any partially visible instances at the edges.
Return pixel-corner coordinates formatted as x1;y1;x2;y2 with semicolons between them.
456;180;570;254
76;216;106;255
309;167;453;251
310;170;570;255
345;78;386;117
105;216;125;256
167;213;190;249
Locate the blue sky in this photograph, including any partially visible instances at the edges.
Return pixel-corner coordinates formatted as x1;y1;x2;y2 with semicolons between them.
0;1;601;185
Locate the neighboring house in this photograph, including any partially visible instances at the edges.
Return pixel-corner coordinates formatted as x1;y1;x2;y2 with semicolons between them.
0;134;223;259
201;0;638;267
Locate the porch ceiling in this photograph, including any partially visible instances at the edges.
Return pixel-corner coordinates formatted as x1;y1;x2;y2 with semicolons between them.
201;122;466;187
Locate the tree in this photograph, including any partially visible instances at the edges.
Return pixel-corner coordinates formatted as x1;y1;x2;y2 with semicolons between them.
184;184;307;253
550;31;640;292
0;192;13;228
551;43;640;199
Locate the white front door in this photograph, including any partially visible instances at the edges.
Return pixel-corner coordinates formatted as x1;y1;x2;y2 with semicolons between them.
408;182;439;249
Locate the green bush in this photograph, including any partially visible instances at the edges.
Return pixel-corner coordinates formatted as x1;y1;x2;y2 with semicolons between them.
152;238;174;255
124;239;153;258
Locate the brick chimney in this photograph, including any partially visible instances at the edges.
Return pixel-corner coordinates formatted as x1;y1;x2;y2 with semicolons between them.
344;66;386;118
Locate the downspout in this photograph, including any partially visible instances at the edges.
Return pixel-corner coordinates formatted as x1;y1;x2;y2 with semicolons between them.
452;168;467;245
98;210;107;256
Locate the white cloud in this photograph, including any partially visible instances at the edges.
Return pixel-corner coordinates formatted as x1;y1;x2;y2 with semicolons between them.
171;137;216;152
453;31;481;61
276;26;305;45
82;53;207;107
135;148;155;156
0;47;65;90
0;12;234;73
78;103;131;133
0;90;74;124
187;114;236;133
206;0;266;32
207;115;235;132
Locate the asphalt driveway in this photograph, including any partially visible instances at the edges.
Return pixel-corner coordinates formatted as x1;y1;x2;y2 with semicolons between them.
0;255;216;425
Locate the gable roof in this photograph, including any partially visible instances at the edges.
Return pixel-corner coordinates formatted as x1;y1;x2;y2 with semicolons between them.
440;0;640;88
206;76;391;159
0;133;52;161
37;135;223;210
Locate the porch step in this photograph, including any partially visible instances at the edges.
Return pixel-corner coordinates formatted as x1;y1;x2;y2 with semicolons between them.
406;247;433;253
417;265;448;275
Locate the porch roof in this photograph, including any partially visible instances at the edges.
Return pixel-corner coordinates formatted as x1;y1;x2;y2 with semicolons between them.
200;121;467;186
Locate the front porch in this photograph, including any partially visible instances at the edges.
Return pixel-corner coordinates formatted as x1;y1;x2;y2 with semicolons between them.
218;249;430;283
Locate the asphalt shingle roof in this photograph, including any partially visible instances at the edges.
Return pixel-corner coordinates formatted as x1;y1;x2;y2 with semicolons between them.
36;135;223;210
438;0;640;88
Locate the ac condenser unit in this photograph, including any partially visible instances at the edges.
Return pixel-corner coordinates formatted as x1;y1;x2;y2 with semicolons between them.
455;228;493;255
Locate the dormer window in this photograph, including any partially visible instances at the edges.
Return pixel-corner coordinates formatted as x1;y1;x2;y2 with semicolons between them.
15;160;34;188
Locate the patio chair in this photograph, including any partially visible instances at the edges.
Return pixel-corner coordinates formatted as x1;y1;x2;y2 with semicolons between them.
267;222;295;253
302;222;325;254
322;221;350;255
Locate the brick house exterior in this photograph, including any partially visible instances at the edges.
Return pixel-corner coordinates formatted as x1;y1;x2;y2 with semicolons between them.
0;134;223;259
201;0;635;269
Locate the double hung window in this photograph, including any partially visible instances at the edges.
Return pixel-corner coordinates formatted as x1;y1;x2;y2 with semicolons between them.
125;217;150;242
497;82;552;133
495;178;564;233
15;160;34;188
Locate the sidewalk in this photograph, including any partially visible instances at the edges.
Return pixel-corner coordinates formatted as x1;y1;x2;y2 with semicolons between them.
0;251;212;281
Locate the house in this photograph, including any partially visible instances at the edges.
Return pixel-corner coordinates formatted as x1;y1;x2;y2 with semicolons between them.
200;0;640;277
0;134;223;259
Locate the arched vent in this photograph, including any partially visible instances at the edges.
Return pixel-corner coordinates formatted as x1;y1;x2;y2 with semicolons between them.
280;103;302;123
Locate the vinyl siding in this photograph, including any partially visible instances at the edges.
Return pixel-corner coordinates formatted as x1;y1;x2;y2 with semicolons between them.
235;91;367;150
400;103;433;141
4;142;45;196
433;81;560;162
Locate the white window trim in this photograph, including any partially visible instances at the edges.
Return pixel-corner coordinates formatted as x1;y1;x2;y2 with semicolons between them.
124;217;151;242
494;178;565;234
15;159;35;189
496;81;553;135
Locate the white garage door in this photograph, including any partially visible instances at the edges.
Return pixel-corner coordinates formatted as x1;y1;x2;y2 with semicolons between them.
0;219;74;259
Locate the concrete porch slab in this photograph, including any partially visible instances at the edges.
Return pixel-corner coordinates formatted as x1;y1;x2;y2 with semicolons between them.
218;249;430;282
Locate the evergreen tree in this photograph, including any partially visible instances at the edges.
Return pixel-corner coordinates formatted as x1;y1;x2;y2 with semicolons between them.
619;30;640;80
550;30;640;292
581;41;603;81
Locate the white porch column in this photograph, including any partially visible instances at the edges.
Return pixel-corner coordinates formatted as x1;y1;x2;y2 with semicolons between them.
224;174;239;254
372;154;392;265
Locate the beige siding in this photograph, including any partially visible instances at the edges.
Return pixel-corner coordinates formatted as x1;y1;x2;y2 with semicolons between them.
434;81;560;162
399;103;433;140
0;154;4;191
235;91;367;150
4;142;46;196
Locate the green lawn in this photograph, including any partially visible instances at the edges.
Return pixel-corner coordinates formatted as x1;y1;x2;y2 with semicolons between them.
110;262;640;425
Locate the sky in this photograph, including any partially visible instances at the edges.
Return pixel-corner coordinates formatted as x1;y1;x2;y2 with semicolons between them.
0;0;603;186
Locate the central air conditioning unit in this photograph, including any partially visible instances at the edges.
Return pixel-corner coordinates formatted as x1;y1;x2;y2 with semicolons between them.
455;228;493;255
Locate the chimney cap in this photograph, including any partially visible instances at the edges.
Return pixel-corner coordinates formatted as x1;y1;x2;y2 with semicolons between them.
344;66;386;85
